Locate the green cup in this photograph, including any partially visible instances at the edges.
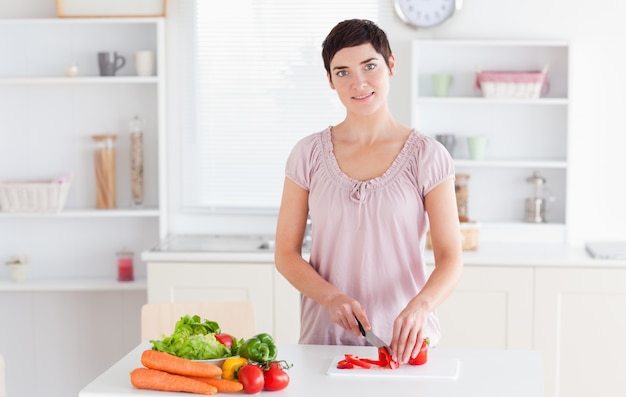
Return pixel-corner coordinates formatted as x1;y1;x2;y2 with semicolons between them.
432;73;452;97
467;136;488;160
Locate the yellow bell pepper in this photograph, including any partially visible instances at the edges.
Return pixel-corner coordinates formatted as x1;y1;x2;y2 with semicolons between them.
221;357;249;380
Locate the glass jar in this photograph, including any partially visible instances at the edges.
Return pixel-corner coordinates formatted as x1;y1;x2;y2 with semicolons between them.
116;250;134;282
455;174;470;222
92;134;117;209
129;115;144;207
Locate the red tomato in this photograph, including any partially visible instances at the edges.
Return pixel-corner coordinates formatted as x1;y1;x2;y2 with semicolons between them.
214;333;233;348
263;361;290;391
408;339;429;366
238;364;264;394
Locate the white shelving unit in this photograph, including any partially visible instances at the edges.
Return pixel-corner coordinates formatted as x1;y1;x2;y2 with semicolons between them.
411;39;569;242
0;17;167;284
0;17;165;397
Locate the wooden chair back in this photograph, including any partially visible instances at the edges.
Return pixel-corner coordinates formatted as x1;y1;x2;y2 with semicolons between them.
140;301;256;342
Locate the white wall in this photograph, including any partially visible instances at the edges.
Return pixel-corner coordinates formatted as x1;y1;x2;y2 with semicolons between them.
3;0;625;245
164;0;626;245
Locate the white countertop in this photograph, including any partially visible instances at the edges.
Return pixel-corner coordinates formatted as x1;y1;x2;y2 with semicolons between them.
79;341;544;397
0;278;147;292
142;238;626;268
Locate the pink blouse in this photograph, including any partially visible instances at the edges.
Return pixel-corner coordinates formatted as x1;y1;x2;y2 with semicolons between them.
285;126;454;347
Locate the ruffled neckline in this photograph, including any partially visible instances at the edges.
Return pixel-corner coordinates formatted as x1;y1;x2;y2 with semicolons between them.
320;126;421;193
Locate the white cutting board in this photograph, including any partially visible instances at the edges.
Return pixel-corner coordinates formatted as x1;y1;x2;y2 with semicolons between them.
327;355;460;379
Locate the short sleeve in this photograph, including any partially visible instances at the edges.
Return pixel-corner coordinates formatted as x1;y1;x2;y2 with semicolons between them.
414;135;455;197
285;133;320;192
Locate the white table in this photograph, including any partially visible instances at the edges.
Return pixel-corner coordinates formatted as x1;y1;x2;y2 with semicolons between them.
80;342;544;397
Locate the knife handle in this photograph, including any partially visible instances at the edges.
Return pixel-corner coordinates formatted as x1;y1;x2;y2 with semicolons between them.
354;316;366;337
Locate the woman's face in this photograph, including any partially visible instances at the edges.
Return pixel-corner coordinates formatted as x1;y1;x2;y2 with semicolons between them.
327;43;395;116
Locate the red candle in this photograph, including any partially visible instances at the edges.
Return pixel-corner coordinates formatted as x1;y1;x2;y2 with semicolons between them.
116;251;134;282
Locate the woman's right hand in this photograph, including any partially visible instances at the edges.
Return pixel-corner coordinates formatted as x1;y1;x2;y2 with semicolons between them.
327;293;368;337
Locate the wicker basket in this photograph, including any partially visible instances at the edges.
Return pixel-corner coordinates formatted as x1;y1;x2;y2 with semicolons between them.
0;176;72;213
427;222;479;251
475;66;549;99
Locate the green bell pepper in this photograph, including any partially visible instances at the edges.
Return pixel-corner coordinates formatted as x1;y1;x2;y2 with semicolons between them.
238;333;277;363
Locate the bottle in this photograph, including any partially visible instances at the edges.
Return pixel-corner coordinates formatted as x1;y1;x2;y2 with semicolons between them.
129;115;144;207
92;134;117;209
455;174;470;222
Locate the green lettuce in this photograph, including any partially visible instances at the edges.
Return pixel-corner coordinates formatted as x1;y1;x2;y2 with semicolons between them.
149;314;244;359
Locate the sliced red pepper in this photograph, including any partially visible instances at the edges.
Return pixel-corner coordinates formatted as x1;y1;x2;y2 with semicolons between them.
378;347;399;369
344;354;371;369
336;359;354;369
359;358;383;366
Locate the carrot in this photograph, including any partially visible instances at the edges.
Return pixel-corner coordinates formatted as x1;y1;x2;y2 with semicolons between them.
187;376;244;392
130;367;218;395
141;350;222;378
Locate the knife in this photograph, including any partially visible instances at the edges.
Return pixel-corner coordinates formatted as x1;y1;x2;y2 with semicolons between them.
354;316;392;355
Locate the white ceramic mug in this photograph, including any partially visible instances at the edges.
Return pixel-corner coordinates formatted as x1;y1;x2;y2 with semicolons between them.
135;50;155;76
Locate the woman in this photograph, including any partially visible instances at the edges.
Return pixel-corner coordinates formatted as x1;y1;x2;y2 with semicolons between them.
274;19;463;364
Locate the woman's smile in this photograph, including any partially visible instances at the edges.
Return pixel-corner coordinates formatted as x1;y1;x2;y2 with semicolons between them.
352;92;375;101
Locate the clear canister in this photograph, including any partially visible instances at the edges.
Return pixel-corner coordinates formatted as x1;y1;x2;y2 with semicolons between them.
129;115;144;207
455;174;470;222
92;134;117;209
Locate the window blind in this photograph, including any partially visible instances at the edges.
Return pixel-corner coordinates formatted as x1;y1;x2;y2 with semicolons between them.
182;0;379;211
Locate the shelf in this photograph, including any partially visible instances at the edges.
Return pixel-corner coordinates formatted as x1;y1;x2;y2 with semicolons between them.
0;17;163;25
0;277;147;292
0;208;160;219
415;97;568;105
0;76;159;85
454;159;568;169
469;221;567;244
412;39;569;233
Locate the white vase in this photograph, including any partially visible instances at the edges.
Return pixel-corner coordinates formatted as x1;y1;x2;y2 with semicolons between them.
6;263;29;283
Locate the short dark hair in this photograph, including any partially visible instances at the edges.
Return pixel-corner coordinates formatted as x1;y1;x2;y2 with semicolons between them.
321;19;393;75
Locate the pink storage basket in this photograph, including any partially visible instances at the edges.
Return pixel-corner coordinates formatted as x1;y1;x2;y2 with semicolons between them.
475;66;549;99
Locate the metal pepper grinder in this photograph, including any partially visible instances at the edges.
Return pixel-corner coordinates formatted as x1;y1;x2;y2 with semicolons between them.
525;171;551;223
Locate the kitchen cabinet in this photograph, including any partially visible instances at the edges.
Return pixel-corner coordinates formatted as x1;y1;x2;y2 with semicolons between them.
432;266;534;350
145;255;302;344
534;267;626;397
0;288;145;397
411;40;569;242
0;18;167;282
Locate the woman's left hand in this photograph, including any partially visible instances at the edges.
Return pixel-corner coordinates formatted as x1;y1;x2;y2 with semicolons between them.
390;304;429;364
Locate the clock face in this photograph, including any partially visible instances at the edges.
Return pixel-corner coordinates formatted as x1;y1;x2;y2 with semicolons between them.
394;0;459;28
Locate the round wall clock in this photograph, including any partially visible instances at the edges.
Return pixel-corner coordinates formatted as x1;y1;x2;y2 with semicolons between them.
394;0;463;29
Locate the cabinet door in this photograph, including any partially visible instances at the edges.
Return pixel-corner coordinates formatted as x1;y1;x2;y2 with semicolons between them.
535;268;626;397
148;262;274;337
273;268;301;344
433;266;534;349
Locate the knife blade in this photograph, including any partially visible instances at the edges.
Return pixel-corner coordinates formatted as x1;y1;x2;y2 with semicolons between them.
355;316;392;355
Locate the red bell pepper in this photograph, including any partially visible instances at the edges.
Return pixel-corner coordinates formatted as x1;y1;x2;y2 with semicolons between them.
378;347;399;369
408;338;430;366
